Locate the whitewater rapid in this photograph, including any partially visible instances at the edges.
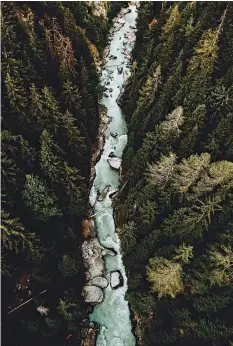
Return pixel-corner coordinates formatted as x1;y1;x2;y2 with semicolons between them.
89;4;138;346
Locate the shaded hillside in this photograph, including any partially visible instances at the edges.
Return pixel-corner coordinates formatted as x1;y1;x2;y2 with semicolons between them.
1;1;125;345
118;2;233;346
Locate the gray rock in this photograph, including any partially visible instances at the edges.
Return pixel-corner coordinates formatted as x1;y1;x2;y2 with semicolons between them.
108;152;116;158
82;285;104;304
107;157;122;170
109;55;117;60
91;276;108;289
117;67;123;74
110;131;118;138
82;238;104;279
109;189;119;199
110;270;124;289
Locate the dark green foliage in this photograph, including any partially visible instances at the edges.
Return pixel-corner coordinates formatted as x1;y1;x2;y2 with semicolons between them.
118;2;233;345
1;2;123;345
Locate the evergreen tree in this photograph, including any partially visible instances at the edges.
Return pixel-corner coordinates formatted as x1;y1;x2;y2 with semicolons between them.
23;175;62;221
1;211;35;253
147;256;183;298
118;3;233;345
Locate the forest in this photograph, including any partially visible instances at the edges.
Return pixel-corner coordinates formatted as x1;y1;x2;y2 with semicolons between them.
1;1;126;345
1;1;233;346
117;1;233;346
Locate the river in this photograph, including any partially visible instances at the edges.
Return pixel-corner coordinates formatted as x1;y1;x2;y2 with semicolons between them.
89;4;138;346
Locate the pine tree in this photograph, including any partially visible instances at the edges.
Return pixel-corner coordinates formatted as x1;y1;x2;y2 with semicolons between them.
58;254;78;278
1;210;35;253
138;200;158;227
191;160;233;200
44;17;77;78
139;64;162;107
60;81;81;111
23;175;62;221
159;106;184;141
118;221;137;254
193;293;232;315
174;243;193;264
208;246;233;286
171;153;210;197
147;256;183;298
146;152;177;190
4;71;27;113
60;110;86;156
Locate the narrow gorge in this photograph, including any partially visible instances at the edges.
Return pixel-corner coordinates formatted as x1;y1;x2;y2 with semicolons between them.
82;4;138;346
2;2;233;346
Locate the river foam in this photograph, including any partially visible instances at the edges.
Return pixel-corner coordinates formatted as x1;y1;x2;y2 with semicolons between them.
89;4;138;346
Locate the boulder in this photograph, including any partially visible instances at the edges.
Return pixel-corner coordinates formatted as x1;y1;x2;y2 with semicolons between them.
110;131;118;138
108;152;116;158
109;55;117;60
91;276;108;289
82;219;95;239
109;88;113;92
82;238;104;279
108;157;122;170
109;189;119;199
110;270;124;290
97;185;110;201
82;285;104;304
81;327;98;346
117;67;123;74
97;194;104;202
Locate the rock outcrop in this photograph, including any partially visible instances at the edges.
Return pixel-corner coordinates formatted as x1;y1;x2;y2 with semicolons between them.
91;276;108;289
82;219;96;239
110;270;124;289
85;1;107;18
109;189;119;199
82;285;104;304
97;185;111;202
108;157;122;170
81;325;98;346
82;238;104;280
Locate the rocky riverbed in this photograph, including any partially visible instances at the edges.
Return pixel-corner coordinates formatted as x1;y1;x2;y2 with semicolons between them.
81;3;138;346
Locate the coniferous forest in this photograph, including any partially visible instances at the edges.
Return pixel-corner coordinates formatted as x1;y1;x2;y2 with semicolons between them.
1;1;126;345
1;1;233;346
117;2;233;346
